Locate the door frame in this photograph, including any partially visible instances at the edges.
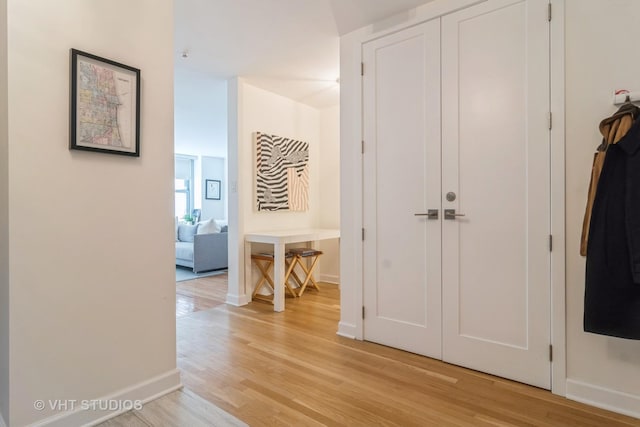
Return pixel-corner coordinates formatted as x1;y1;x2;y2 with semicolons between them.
338;0;566;396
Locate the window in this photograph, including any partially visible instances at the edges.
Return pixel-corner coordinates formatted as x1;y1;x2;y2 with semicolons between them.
175;156;195;219
175;179;190;218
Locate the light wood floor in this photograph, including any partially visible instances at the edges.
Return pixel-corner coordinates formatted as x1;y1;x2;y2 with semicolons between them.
176;274;229;318
174;274;640;427
98;388;246;427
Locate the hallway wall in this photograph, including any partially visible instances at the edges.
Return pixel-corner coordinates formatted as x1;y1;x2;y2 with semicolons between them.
319;105;340;283
564;0;640;415
0;0;9;424
5;1;178;425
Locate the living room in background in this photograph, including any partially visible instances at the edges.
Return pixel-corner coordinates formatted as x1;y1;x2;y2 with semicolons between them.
175;154;195;220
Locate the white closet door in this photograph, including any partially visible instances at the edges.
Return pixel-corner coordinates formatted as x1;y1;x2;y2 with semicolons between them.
362;20;442;358
361;0;551;389
441;0;551;388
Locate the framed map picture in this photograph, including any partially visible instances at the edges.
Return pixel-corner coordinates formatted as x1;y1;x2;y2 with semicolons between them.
69;49;141;156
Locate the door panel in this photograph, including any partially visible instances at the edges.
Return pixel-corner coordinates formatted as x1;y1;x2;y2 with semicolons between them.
451;0;530;347
441;0;550;388
362;20;442;358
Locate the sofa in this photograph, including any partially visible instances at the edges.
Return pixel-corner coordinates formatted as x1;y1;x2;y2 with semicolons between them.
175;218;228;273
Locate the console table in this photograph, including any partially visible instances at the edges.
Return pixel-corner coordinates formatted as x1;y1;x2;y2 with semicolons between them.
244;228;340;312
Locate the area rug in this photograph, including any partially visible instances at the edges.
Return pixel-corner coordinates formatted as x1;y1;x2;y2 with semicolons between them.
176;267;228;282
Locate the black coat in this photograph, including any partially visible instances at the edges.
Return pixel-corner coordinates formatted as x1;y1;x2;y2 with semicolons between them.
585;115;640;340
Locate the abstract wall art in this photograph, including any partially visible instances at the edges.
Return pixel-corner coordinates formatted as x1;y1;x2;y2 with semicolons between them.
255;132;309;212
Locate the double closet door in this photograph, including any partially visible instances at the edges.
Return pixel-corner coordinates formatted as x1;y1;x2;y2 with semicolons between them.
362;0;551;389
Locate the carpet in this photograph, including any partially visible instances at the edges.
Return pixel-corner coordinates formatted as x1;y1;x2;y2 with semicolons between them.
176;266;228;282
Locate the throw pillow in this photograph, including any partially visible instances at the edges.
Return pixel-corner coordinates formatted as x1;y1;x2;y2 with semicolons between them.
177;224;198;242
214;219;227;232
197;218;219;234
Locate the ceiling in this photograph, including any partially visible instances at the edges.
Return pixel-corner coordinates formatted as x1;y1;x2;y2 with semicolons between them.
174;0;434;109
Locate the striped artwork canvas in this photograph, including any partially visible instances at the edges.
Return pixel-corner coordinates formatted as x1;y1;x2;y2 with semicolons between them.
255;132;309;211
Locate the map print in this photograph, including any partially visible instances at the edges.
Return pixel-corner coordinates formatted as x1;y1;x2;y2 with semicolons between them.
77;60;132;149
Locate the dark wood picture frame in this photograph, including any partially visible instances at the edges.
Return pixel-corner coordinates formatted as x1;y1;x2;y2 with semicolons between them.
205;179;221;200
70;49;141;156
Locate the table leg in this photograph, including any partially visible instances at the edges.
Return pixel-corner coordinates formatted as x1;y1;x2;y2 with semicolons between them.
244;241;253;299
311;239;320;283
273;242;285;312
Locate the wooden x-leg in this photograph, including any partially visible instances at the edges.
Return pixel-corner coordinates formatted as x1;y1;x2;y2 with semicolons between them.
290;250;323;297
251;254;298;303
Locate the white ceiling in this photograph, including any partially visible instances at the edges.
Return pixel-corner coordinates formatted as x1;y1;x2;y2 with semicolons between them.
174;0;434;109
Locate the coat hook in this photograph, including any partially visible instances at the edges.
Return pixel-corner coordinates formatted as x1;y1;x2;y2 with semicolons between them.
613;89;636;105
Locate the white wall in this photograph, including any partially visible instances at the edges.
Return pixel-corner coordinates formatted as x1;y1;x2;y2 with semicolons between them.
174;68;227;158
242;84;321;231
227;78;322;303
564;0;640;415
227;78;244;304
319;105;340;283
339;25;365;340
0;0;9;424
6;1;179;425
201;156;227;221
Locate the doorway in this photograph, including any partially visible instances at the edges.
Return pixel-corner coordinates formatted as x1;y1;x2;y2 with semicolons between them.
362;0;552;389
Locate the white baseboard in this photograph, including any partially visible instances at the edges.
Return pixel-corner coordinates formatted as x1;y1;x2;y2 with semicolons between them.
566;379;640;420
225;293;251;306
30;369;182;427
337;321;357;339
319;274;340;284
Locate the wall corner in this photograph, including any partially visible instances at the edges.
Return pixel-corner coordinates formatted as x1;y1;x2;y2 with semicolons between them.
226;77;248;304
0;0;9;422
339;29;364;340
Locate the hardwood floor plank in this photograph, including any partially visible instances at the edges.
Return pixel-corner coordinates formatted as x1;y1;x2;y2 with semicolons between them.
173;274;639;427
97;412;151;427
135;389;247;427
97;389;246;427
176;276;229;317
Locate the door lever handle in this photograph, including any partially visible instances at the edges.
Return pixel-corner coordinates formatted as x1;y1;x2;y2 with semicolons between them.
444;209;466;220
415;209;439;219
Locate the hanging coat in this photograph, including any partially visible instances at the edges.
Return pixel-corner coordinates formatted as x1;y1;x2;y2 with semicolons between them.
581;103;640;256
585;113;640;340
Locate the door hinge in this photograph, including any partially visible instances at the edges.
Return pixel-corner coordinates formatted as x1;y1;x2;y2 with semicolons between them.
361;62;364;76
362;228;365;241
362;306;365;319
549;234;553;252
549;344;553;362
361;140;365;154
548;3;552;21
548;112;553;130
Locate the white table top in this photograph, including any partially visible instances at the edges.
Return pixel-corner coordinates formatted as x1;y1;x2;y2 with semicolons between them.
244;228;340;244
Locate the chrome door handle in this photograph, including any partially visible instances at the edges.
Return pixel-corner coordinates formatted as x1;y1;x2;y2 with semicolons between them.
414;209;439;219
444;209;466;220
